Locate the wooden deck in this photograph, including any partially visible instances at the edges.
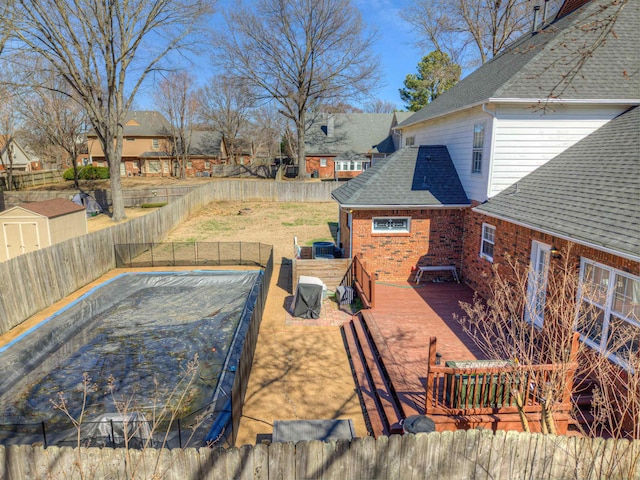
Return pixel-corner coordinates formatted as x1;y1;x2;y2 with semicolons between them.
342;280;576;436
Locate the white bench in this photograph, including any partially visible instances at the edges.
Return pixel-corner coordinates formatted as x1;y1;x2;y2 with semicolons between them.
414;265;460;284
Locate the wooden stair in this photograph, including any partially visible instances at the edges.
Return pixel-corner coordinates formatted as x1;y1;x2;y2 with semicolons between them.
341;312;406;437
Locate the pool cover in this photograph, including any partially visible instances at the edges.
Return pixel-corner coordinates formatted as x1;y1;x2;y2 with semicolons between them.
0;270;262;447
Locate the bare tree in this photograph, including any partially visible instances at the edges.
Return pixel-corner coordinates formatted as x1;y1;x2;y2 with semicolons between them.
247;103;286;164
154;72;199;179
10;0;212;220
215;0;380;179
197;76;254;165
0;85;20;191
401;0;563;68
363;99;398;114
17;67;89;188
458;244;639;439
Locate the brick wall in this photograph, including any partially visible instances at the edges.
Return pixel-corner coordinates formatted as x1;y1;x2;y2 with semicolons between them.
462;208;640;300
347;208;465;282
306;156;364;180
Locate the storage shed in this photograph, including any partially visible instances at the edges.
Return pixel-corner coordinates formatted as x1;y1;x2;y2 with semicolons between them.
0;198;87;261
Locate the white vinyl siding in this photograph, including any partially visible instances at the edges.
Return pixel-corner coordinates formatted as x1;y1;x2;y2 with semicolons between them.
401;106;493;202
489;104;627;197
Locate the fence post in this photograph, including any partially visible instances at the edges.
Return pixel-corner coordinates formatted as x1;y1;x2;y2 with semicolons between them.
239;242;242;265
178;418;182;448
425;337;438;414
151;243;155;267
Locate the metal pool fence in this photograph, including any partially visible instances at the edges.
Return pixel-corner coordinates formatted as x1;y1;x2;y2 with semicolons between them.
115;242;273;268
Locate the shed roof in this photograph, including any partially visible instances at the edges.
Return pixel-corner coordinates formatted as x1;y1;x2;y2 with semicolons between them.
14;198;86;219
475;106;640;260
398;0;639;129
332;145;470;208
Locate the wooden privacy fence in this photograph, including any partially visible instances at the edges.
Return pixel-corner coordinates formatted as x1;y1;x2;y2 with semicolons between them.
1;430;639;479
0;170;63;191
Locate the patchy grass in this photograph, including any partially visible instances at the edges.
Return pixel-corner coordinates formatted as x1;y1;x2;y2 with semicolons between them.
165;201;336;262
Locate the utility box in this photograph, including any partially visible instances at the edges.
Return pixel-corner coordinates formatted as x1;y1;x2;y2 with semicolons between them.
445;360;513;409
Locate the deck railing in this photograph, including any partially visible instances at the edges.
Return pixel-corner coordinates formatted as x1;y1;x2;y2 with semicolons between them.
352;255;376;309
424;335;578;417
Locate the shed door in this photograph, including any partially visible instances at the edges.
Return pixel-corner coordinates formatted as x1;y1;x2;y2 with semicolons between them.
3;222;39;259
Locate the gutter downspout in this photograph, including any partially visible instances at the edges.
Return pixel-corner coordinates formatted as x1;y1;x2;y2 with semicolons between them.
482;103;497;200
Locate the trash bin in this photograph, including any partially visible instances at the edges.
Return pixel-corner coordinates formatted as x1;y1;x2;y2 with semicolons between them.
403;415;435;434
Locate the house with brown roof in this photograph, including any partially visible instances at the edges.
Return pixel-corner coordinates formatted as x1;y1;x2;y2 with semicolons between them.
0;198;87;261
87;111;227;177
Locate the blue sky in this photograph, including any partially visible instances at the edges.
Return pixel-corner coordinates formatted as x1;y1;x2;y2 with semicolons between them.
355;0;424;109
138;0;424;111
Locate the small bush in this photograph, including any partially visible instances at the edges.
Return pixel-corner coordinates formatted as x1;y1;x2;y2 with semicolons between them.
63;166;110;180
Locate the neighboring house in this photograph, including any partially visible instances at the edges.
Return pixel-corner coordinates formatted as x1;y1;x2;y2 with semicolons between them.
87;111;226;177
334;0;638;281
0;198;87;261
0;136;41;173
470;106;639;366
186;130;228;176
305;112;411;180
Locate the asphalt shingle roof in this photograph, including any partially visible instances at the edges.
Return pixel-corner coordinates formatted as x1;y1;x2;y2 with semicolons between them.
305;113;399;156
332;146;470;207
475;106;640;260
188;131;224;157
398;0;639;128
17;198;85;218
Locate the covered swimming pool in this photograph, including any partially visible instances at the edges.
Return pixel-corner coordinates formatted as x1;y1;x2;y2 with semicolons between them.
0;270;264;448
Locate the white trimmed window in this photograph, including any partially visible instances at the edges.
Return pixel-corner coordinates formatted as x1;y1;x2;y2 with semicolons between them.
480;223;495;261
152;138;160;149
335;160;363;171
320;158;327;167
372;217;410;233
578;259;640;366
405;136;415;147
472;123;485;174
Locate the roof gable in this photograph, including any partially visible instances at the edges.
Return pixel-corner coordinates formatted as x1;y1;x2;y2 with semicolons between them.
475;107;640;260
88;111;172;138
399;0;638;128
332;146;470;207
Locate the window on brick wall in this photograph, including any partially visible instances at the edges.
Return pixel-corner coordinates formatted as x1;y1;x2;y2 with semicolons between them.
320;158;327;167
372;217;410;233
577;259;639;368
480;223;495;262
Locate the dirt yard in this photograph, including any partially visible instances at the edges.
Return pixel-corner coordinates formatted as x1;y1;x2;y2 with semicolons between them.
165;201;339;262
165;200;367;445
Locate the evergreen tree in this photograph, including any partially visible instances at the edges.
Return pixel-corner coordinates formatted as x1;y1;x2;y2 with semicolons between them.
399;51;461;112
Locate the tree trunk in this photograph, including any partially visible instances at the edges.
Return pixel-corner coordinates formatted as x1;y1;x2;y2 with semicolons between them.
296;115;306;180
104;133;126;221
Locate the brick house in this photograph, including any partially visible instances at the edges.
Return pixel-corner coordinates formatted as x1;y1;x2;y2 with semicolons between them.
470;107;639;366
334;0;637;275
87;111;226;177
332;0;638;356
305;112;411;180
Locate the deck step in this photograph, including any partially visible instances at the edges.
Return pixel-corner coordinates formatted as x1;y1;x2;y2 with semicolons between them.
341;313;408;437
341;320;387;437
360;311;422;419
351;315;404;434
